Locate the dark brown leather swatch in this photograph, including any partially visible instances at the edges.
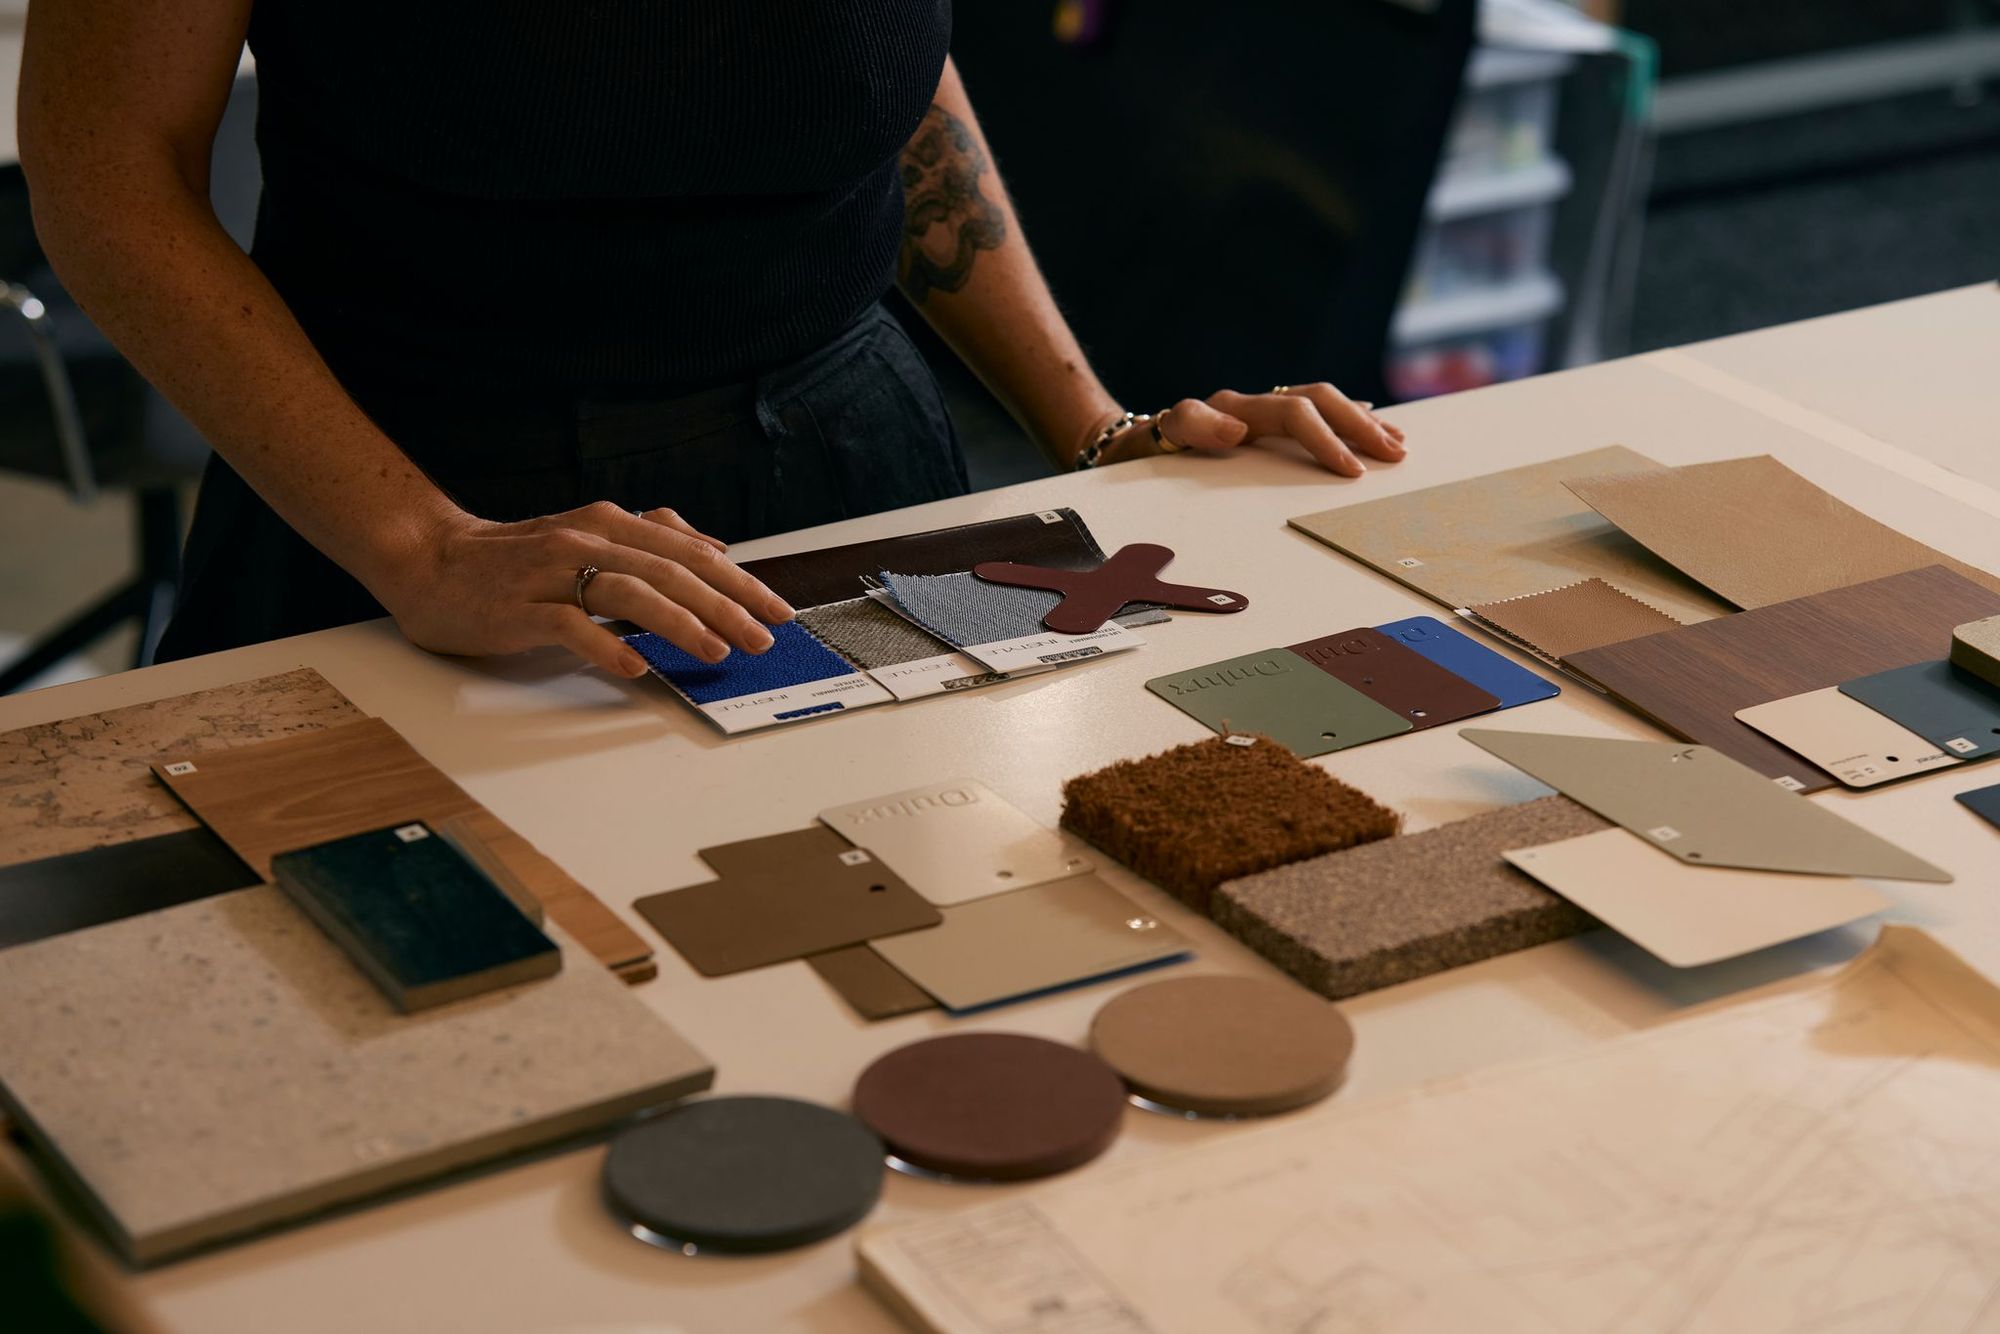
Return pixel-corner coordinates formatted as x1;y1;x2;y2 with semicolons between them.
1288;627;1500;729
1565;566;2000;791
807;945;936;1020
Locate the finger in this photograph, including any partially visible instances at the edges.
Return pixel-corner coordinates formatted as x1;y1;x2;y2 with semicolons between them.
581;546;775;654
536;603;651;678
1207;389;1364;477
580;571;735;662
635;505;729;553
607;508;795;624
1289;382;1405;462
1157;398;1249;451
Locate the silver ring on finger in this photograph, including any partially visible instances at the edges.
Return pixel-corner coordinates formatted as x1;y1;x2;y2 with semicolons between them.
575;565;602;616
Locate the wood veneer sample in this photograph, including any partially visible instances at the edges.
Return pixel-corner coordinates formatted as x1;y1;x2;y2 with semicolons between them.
1841;660;2000;761
1288;446;1731;625
807;946;936;1021
1211;796;1606;1001
0;888;710;1266
851;1034;1125;1181
636;827;939;977
153;718;655;983
601;1097;883;1254
1465;578;1683;663
0;668;361;868
1461;729;1950;883
1089;975;1353;1116
1563;566;2000;791
1145;649;1413;758
1566;454;2000;609
1736;687;1962;789
1504;828;1889;968
1287;627;1499;730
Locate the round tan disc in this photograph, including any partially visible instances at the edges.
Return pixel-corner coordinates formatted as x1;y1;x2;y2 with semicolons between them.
1089;974;1353;1116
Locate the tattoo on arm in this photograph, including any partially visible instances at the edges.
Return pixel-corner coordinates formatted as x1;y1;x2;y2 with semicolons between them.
898;103;1007;305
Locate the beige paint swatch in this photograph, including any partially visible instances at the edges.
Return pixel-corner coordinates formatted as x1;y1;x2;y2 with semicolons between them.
1288;446;1731;625
819;779;1092;907
1566;455;2000;609
0;888;711;1266
1464;578;1683;663
1504;828;1888;967
1736;688;1962;789
868;874;1189;1013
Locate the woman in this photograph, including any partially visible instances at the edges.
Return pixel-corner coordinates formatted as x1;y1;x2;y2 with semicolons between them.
20;3;1406;678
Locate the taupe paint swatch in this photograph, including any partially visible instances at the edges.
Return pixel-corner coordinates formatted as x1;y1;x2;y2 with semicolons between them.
1504;828;1888;967
1841;660;2000;761
1464;579;1683;662
1286;628;1499;730
1461;729;1950;883
0;888;711;1266
807;946;936;1021
1735;687;1962;789
820;779;1092;907
1146;650;1413;758
1566;454;2000;609
867;874;1189;1013
1288;446;1731;625
1564;566;2000;791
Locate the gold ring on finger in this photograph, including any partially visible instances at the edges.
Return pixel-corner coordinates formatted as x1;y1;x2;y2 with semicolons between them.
575;565;602;616
1149;408;1189;454
1270;384;1293;395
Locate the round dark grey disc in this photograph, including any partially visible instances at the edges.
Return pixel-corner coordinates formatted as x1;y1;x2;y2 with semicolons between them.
602;1096;884;1254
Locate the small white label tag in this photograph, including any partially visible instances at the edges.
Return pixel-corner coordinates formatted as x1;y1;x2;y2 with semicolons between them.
838;848;872;867
1648;825;1682;843
1946;737;1979;754
1035;510;1063;525
1206;593;1239;606
162;760;198;777
1773;776;1807;791
865;650;1026;701
959;620;1146;674
1396;557;1425;569
1224;734;1257;748
394;824;429;843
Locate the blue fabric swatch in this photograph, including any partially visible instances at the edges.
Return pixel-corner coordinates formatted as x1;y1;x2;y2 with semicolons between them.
625;621;855;704
1375;615;1559;710
877;571;1062;648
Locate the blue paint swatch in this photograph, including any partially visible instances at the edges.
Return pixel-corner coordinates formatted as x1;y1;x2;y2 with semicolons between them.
1955;782;2000;833
1374;615;1559;710
625;621;855;704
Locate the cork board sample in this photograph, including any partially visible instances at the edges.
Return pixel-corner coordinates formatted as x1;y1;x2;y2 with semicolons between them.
1288;446;1732;625
154;718;655;983
0;668;361;868
1564;566;2000;792
1565;455;2000;610
1211;796;1607;1000
0;887;712;1266
1060;735;1400;914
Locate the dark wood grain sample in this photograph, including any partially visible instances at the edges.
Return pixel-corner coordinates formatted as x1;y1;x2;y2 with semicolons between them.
1288;627;1499;729
1564;566;2000;792
0;827;258;949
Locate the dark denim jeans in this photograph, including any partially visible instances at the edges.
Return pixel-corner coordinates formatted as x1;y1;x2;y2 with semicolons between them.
159;305;970;660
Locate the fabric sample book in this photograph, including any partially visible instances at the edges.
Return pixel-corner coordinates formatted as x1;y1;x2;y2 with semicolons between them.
0;889;711;1265
1061;734;1400;913
1464;578;1683;664
1564;566;2000;791
1565;454;2000;609
1288;446;1731;625
1145;649;1413;758
1212;796;1607;1000
795;596;957;671
626;620;892;732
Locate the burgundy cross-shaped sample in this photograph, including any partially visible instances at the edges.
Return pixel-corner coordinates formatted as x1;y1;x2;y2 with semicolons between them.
971;543;1248;634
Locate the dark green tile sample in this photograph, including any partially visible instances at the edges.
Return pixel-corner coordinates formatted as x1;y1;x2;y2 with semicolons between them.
1840;660;2000;761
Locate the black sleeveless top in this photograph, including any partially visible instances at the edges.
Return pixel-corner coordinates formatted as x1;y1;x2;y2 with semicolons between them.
245;2;951;390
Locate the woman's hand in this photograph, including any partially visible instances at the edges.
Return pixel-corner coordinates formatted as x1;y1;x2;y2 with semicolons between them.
379;502;795;679
1086;384;1407;477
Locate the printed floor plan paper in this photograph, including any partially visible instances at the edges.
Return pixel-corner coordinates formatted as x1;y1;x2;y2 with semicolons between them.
1287;446;1731;625
859;925;2000;1334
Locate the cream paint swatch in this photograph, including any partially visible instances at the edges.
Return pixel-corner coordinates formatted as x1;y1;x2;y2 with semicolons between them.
1288;446;1731;625
1736;687;1962;789
868;875;1190;1013
0;888;711;1266
819;779;1092;907
1565;454;2000;609
1503;828;1888;967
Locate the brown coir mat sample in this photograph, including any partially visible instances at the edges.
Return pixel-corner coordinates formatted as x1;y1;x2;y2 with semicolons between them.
1210;796;1608;1001
1060;735;1399;914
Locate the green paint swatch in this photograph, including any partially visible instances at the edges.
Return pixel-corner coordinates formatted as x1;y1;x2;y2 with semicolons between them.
1146;650;1412;758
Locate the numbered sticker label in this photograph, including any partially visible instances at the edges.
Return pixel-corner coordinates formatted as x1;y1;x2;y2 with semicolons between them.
838;848;873;866
1648;825;1683;843
1774;775;1807;791
1035;511;1063;525
1946;737;1979;754
1224;734;1258;748
1396;557;1425;569
394;824;430;843
1207;593;1239;606
162;761;198;777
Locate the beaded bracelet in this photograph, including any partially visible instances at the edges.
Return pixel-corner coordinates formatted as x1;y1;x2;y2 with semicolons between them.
1072;410;1136;471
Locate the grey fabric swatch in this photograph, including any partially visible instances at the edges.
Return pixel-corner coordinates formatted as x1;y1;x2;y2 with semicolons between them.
797;597;956;670
878;572;1064;648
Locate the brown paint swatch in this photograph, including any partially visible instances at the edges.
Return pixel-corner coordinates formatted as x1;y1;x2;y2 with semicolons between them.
851;1033;1126;1181
636;826;939;977
1288;445;1731;625
1564;566;2000;791
1288;627;1500;729
1089;975;1353;1117
1464;579;1683;663
807;946;936;1021
1211;796;1607;1000
154;718;654;982
1566;455;2000;609
1060;735;1400;914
